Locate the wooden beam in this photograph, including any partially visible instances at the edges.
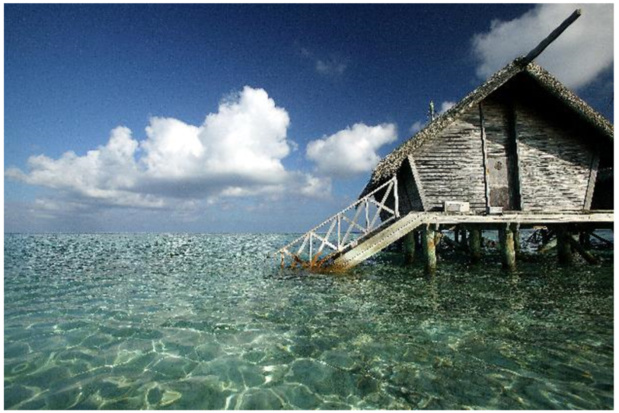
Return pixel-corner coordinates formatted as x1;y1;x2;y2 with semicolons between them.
508;103;523;210
556;226;573;266
584;151;600;210
460;227;467;247
513;223;521;255
468;225;482;264
425;211;613;225
403;231;416;264
523;9;582;64
539;237;558;254
498;224;516;270
479;103;491;211
567;236;599;265
408;155;428;211
422;224;437;274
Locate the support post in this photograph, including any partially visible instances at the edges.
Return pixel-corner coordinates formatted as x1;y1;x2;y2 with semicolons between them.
422;224;437;275
459;227;467;247
579;231;592;249
556;226;573;266
541;227;551;244
415;230;421;251
513;223;521;255
403;231;416;265
568;236;599;265
498;224;516;270
469;225;482;264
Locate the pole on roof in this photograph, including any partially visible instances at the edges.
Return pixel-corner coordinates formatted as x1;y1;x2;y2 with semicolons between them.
522;9;582;65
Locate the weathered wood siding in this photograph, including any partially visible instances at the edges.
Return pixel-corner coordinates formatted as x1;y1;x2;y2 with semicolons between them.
399;157;423;213
515;102;594;211
411;106;487;212
377;157;423;222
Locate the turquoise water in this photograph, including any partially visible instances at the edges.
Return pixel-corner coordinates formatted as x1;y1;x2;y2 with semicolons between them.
4;233;613;409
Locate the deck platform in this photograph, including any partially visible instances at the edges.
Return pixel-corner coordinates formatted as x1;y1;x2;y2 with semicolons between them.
422;210;614;226
331;210;613;271
275;205;613;272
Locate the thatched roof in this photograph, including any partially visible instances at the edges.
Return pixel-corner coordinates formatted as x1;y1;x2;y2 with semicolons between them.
360;57;614;198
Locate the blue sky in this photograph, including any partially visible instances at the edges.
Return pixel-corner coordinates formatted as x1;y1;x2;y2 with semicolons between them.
4;4;614;233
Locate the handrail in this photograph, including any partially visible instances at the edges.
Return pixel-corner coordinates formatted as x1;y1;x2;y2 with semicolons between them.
275;175;400;270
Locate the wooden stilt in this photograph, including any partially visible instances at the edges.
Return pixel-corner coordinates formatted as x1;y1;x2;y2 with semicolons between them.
541;228;551;244
461;228;467;247
498;224;516;270
468;225;482;264
568;236;599;265
556;226;573;265
579;231;592;249
414;230;421;251
403;231;416;265
423;224;437;274
538;238;557;254
513;224;521;255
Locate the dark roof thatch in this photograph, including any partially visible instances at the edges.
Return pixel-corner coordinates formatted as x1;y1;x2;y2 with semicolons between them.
360;58;613;198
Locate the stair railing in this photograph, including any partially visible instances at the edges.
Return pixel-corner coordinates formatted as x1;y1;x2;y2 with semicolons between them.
276;175;399;269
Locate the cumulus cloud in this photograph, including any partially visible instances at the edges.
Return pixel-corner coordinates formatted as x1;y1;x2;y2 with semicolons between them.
5;127;162;208
472;4;613;89
7;86;331;213
306;123;397;178
139;87;292;190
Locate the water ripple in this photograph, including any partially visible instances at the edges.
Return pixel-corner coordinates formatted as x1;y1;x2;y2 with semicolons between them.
4;233;614;409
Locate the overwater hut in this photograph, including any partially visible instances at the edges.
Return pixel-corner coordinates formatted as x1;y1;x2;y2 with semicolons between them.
275;10;613;273
361;58;613;218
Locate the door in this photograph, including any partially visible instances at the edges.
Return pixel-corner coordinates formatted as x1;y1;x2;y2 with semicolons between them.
482;100;520;211
488;155;512;209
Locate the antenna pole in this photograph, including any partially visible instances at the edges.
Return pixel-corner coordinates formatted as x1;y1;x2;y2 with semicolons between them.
522;9;582;65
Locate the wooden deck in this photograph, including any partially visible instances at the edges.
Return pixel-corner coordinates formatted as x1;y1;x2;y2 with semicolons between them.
330;210;613;271
422;210;614;225
276;206;613;272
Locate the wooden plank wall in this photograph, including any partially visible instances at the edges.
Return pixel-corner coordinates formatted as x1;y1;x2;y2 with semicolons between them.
411;106;487;212
482;99;510;158
376;161;422;221
515;102;593;211
398;158;423;213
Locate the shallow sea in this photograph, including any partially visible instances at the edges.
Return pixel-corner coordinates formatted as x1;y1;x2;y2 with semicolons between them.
4;233;614;409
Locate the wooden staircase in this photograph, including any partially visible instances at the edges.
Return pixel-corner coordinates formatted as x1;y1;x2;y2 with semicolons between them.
330;211;427;270
275;175;428;271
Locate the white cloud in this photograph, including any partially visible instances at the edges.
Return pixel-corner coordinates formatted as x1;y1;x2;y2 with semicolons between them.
472;4;613;89
409;120;424;135
6;86;331;212
140;87;291;187
6;127;162;208
439;101;456;114
306;123;397;178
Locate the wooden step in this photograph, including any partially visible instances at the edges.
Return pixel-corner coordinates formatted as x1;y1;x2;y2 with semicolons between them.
330;212;428;270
